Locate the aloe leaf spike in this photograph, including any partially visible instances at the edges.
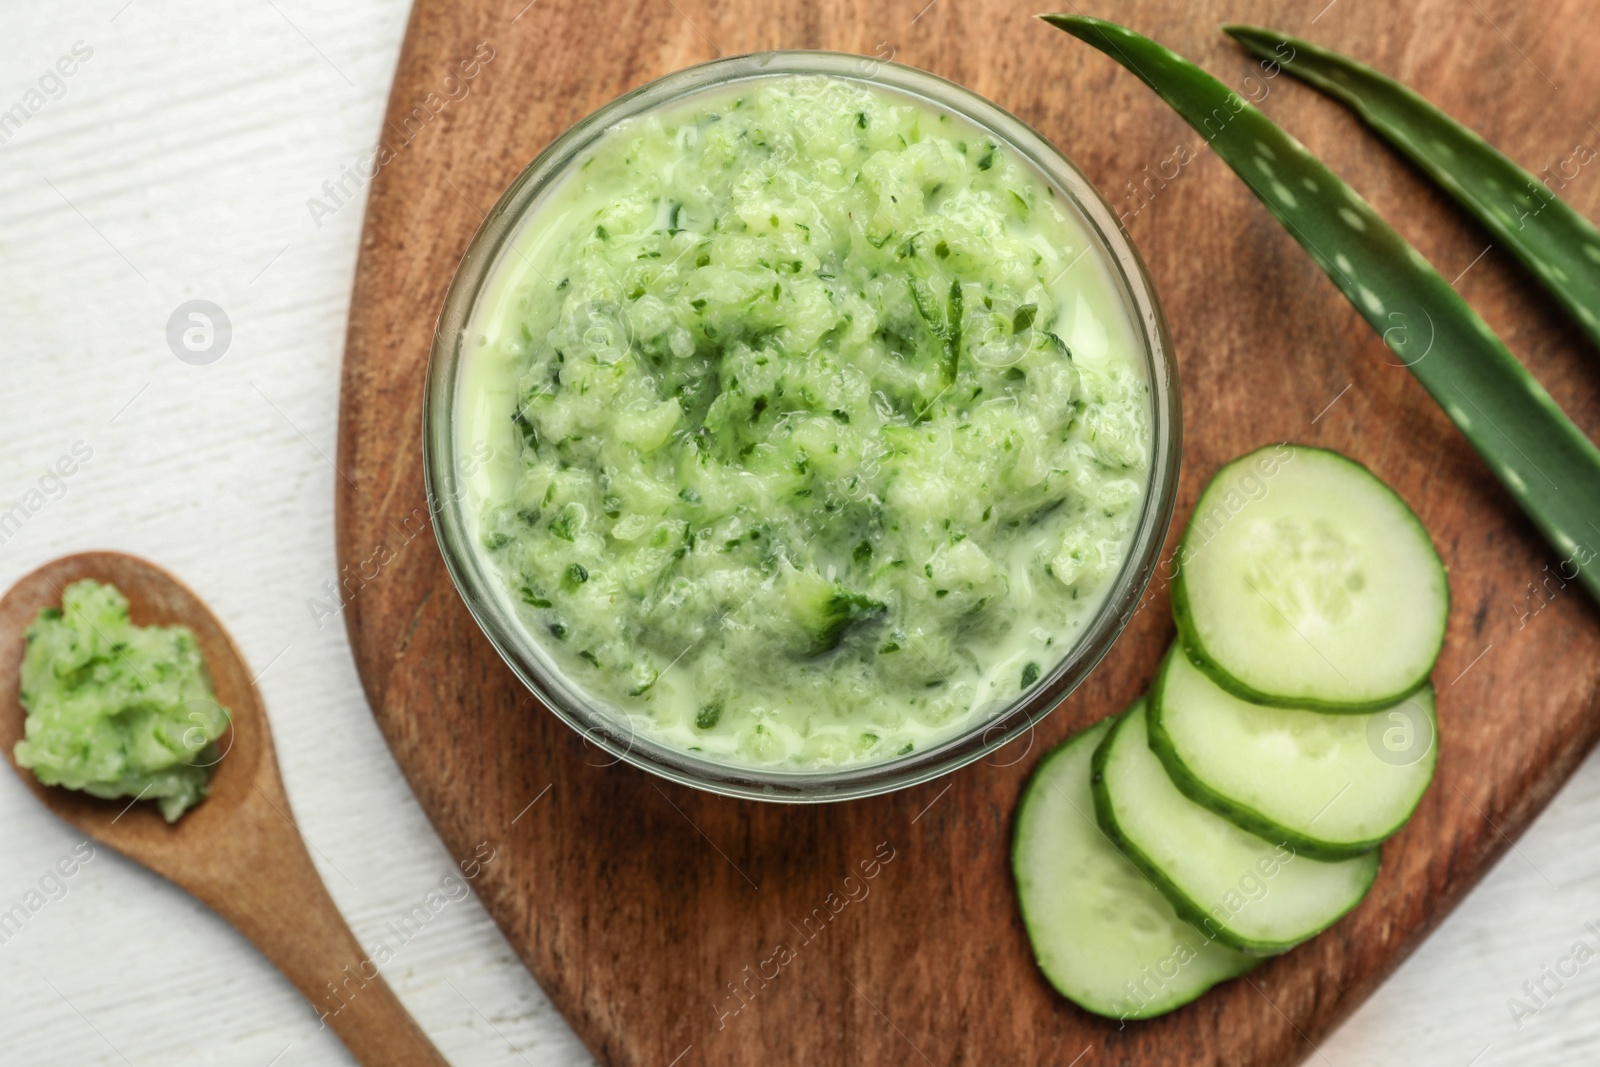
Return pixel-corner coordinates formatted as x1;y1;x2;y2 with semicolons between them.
1041;14;1600;600
1226;24;1600;350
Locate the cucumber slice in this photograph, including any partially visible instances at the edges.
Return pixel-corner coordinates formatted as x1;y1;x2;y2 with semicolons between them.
1149;648;1438;860
1093;700;1380;953
1013;715;1256;1019
1172;445;1449;711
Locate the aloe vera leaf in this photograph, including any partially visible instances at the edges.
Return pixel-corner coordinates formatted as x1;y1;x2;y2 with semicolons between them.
1226;24;1600;347
1041;14;1600;599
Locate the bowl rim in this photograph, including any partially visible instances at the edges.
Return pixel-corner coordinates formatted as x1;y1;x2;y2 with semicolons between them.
422;49;1182;802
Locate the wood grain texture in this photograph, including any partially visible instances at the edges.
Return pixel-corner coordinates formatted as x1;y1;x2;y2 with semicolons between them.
0;554;447;1067
337;2;1600;1064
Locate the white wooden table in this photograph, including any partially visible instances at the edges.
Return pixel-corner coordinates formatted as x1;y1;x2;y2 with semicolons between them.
1;2;1597;1064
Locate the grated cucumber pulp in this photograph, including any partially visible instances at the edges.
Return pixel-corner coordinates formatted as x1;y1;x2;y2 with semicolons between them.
15;580;230;822
457;74;1152;769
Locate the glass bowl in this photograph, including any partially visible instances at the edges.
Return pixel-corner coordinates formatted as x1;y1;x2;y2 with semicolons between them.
423;50;1181;803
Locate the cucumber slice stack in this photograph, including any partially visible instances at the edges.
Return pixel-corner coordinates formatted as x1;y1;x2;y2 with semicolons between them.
1013;715;1258;1019
1014;444;1448;1018
1096;700;1381;953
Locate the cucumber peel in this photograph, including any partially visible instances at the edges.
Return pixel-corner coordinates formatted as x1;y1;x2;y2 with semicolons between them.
783;566;887;655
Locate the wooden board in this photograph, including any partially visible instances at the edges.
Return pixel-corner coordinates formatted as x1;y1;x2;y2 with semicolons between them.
337;1;1600;1063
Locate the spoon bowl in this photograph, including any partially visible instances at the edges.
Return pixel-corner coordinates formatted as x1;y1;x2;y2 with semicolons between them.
0;552;448;1066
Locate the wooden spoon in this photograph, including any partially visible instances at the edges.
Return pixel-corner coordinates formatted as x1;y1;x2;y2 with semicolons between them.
0;552;449;1066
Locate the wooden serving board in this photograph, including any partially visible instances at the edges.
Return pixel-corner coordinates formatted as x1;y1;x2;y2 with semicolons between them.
337;1;1600;1063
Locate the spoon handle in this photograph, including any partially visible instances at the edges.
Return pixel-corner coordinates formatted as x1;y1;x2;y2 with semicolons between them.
0;552;449;1064
191;782;451;1066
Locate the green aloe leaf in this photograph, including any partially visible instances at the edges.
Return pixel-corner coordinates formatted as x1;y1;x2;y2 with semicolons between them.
1040;14;1600;600
1226;24;1600;348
